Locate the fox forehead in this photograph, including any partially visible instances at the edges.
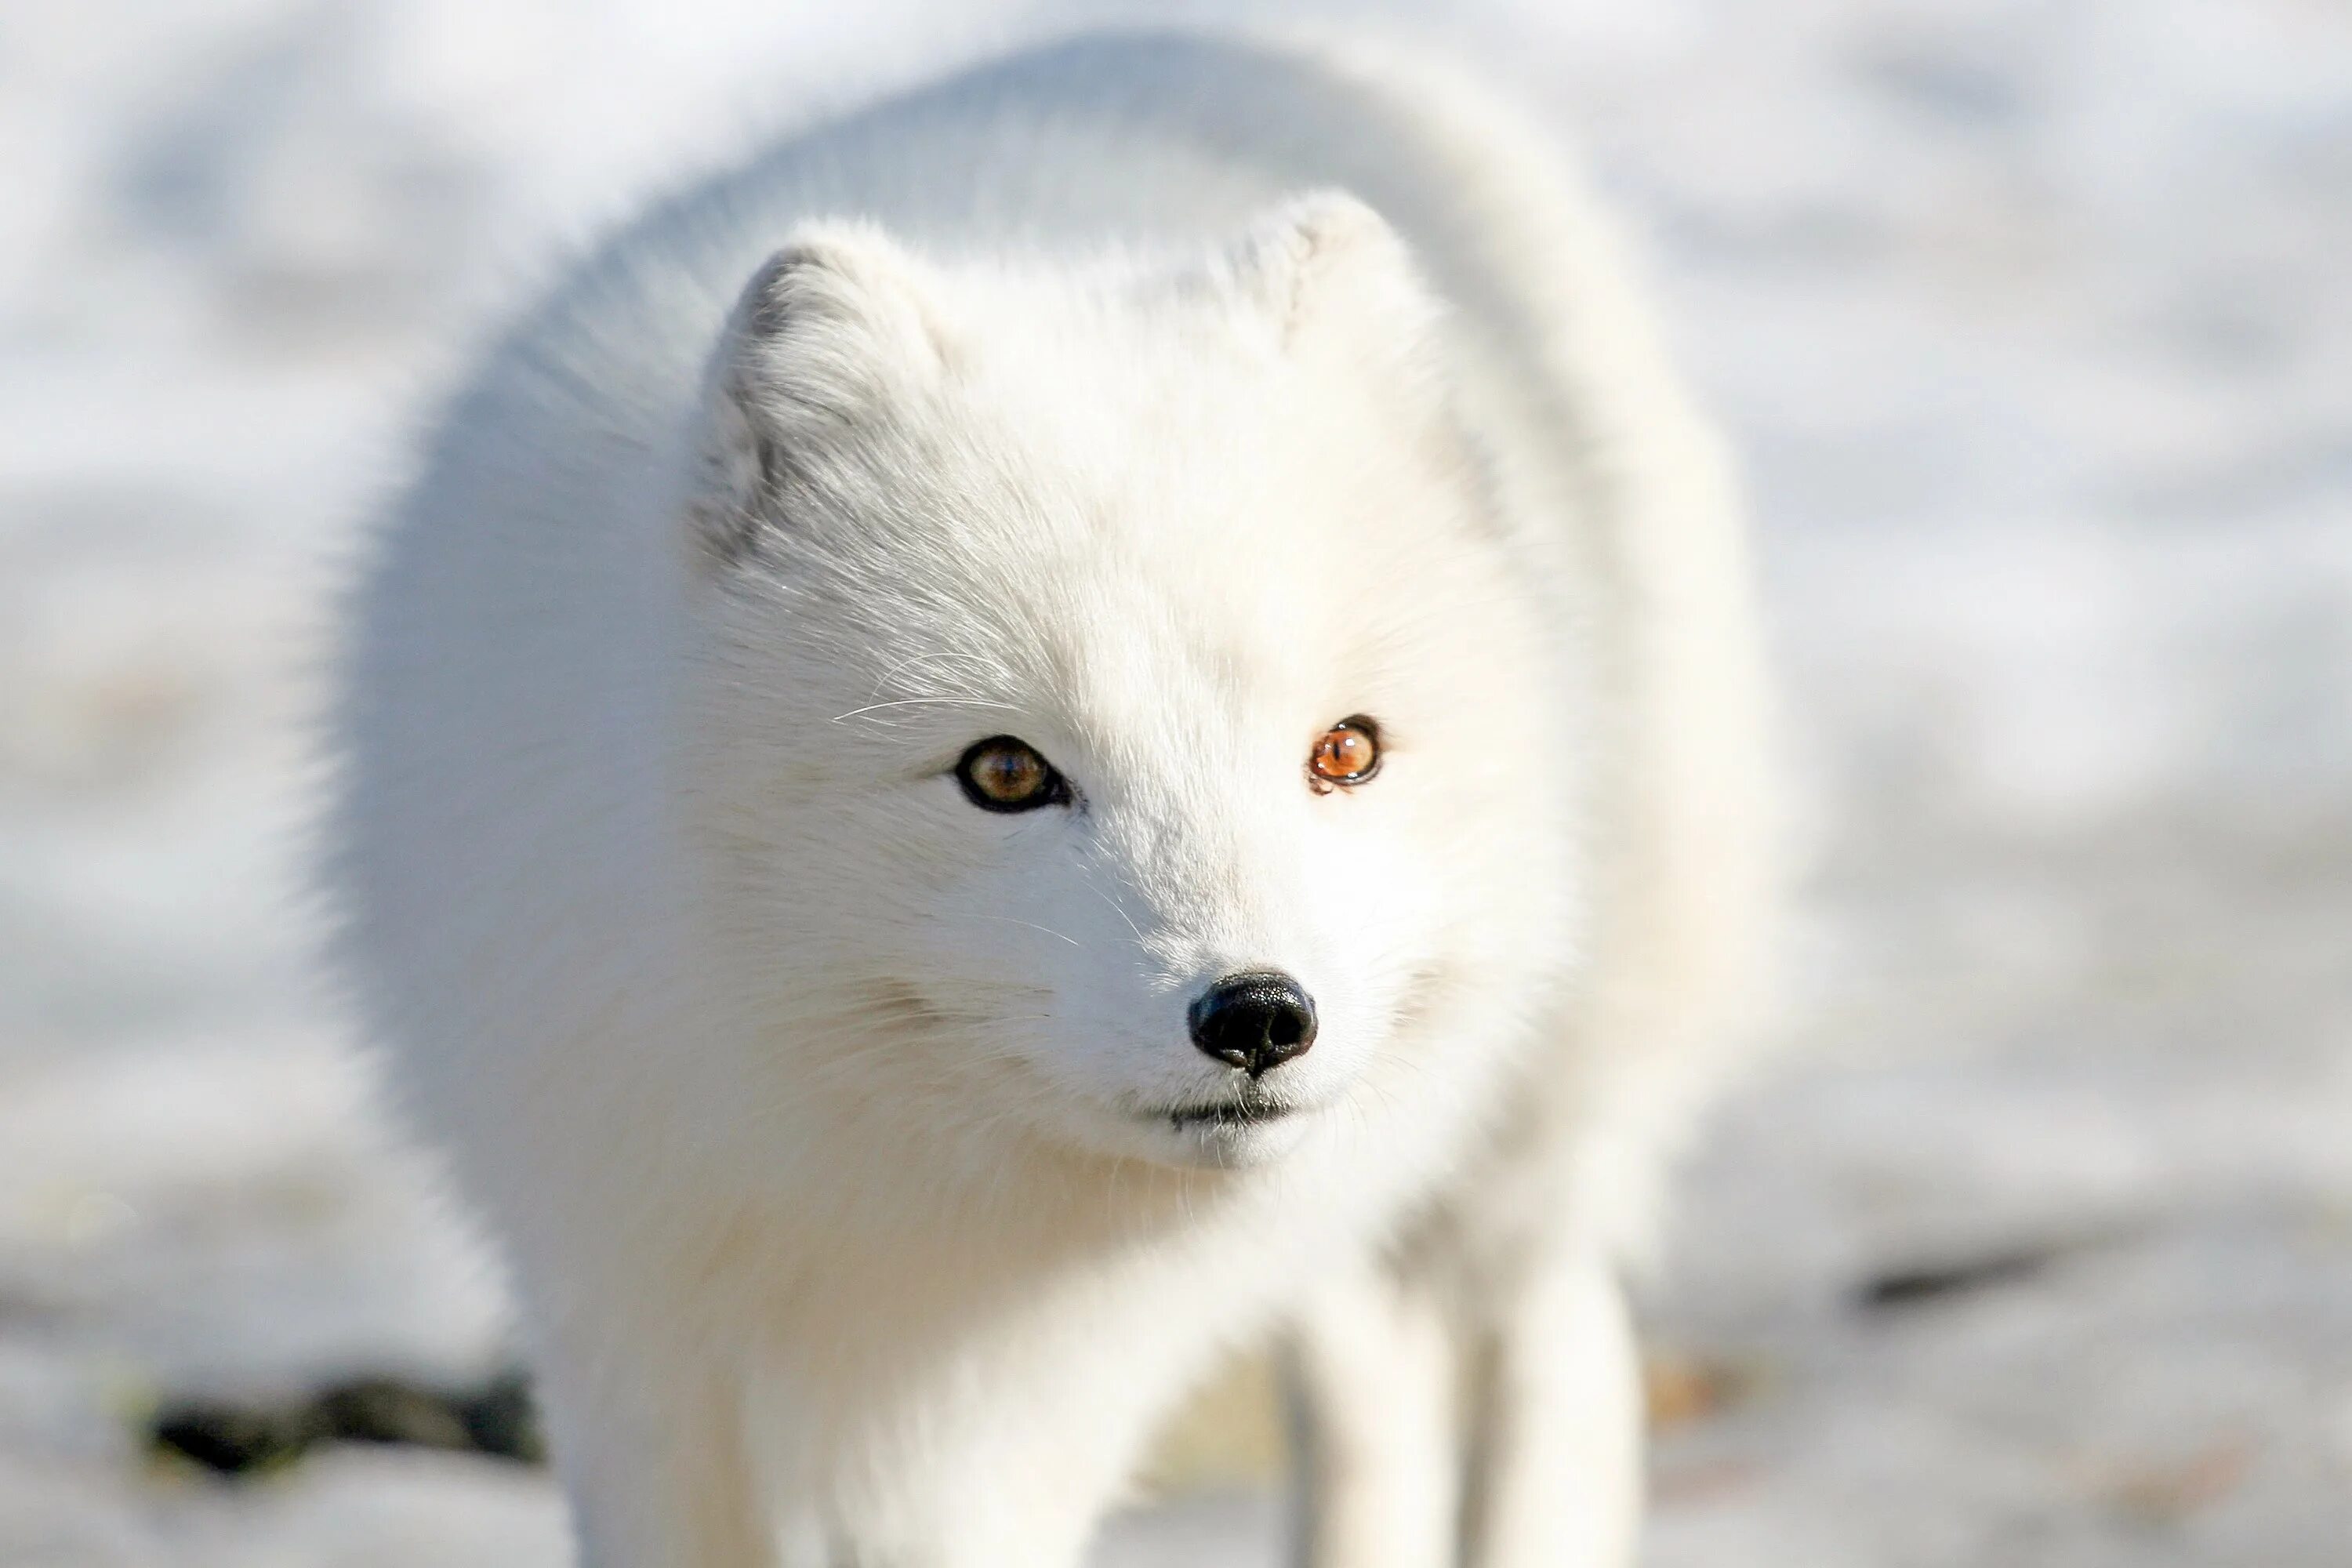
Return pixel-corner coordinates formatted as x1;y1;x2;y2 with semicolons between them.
793;550;1396;774
756;402;1472;701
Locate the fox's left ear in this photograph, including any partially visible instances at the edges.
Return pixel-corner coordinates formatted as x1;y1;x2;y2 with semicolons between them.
686;223;950;568
1222;191;1445;373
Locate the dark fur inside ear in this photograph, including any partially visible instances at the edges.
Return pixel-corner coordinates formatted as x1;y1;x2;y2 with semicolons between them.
735;250;818;506
687;227;943;568
688;250;806;568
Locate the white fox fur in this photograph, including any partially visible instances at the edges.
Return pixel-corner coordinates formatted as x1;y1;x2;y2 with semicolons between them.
328;28;1774;1568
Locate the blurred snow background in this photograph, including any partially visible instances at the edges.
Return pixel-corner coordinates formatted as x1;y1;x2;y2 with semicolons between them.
3;0;2350;1563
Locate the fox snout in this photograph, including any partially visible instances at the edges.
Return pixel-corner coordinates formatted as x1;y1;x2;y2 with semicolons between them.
1186;970;1317;1079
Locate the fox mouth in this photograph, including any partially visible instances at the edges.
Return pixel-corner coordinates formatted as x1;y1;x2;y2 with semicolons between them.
1158;1097;1299;1131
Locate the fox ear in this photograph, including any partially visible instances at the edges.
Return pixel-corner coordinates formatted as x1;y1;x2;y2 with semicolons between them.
1223;191;1443;365
688;223;948;565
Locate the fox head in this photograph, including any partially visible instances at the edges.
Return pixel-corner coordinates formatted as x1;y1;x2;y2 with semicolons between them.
676;194;1582;1182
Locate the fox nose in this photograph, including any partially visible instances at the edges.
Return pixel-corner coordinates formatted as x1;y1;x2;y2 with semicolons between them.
1189;971;1318;1079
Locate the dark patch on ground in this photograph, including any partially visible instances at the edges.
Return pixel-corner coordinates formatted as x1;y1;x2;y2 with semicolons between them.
148;1369;543;1476
1856;1245;2058;1309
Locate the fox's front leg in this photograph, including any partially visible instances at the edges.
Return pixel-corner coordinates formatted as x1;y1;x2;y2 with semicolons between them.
1287;1263;1461;1568
534;1320;777;1568
789;1367;1159;1568
1460;1246;1642;1568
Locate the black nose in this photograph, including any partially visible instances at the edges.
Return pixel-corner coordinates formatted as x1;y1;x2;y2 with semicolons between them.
1189;971;1318;1079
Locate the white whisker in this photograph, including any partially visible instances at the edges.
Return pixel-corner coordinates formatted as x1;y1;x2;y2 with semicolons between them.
831;695;1020;724
941;913;1084;948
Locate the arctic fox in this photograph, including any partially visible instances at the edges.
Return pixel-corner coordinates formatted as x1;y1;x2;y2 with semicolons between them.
329;27;1773;1568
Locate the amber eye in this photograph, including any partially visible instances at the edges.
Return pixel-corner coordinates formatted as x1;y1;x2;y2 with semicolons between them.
955;736;1069;812
1308;717;1381;790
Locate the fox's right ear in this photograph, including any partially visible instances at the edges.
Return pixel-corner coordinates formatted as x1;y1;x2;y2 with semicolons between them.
688;224;949;566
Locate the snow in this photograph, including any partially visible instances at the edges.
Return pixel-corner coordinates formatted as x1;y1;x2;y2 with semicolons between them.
3;0;2348;1561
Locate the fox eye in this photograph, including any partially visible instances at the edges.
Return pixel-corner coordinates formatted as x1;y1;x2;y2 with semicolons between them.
956;736;1069;812
1308;717;1381;791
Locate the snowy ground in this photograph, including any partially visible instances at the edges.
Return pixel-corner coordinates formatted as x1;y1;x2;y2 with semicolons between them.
3;1;2349;1563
